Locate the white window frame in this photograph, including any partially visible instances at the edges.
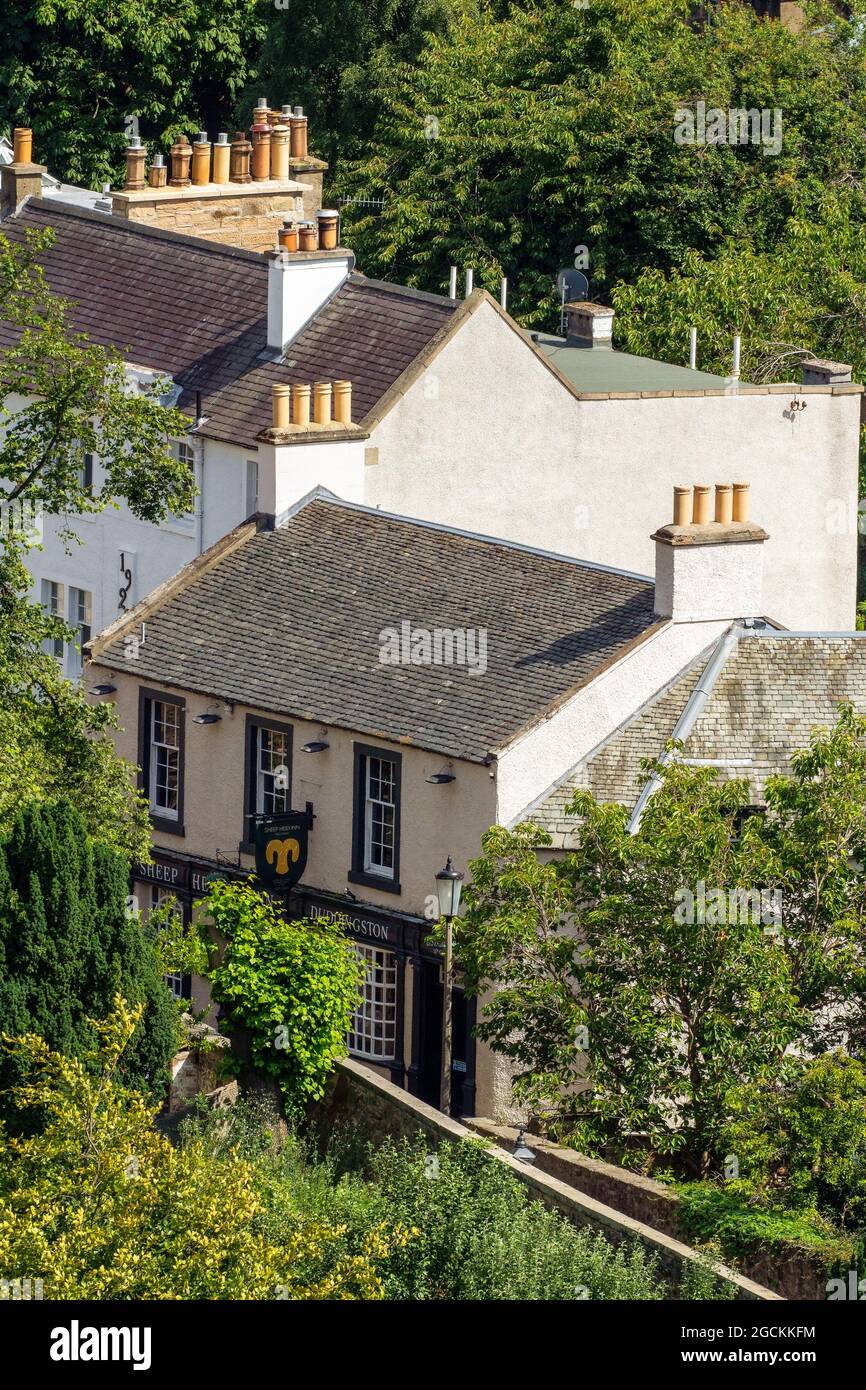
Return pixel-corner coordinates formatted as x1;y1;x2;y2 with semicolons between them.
149;699;181;820
66;586;92;679
363;755;397;877
41;579;65;661
348;945;397;1061
256;726;290;816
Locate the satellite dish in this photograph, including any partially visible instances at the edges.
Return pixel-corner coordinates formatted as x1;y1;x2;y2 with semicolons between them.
556;268;589;302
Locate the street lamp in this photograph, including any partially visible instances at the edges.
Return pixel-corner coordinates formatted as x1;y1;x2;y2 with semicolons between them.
435;856;464;1116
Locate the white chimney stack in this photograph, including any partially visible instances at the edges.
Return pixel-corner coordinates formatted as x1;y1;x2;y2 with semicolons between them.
653;483;767;623
266;247;354;356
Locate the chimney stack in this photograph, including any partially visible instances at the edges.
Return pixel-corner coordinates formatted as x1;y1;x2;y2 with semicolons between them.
564;301;614;349
652;483;768;622
800;357;853;386
1;126;46;219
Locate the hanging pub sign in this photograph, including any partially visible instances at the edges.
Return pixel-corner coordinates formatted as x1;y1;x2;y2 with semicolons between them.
254;808;313;890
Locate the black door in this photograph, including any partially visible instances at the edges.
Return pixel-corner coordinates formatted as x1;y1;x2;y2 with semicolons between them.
417;959;475;1117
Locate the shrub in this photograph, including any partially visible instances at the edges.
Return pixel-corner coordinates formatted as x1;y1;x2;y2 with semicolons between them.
675;1182;854;1274
0;799;176;1128
0;1000;394;1300
202;881;363;1115
722;1052;866;1229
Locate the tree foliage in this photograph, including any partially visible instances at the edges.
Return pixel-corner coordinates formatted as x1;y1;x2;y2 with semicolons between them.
0;998;394;1299
452;705;866;1179
201;881;363;1115
0;800;176;1129
0;0;265;189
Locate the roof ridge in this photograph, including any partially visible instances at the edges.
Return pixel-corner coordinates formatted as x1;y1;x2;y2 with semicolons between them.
22;197;269;267
347;271;458;309
297;492;653;584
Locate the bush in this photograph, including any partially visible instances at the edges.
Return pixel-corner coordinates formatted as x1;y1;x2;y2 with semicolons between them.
675;1182;854;1274
0;1001;393;1300
0;799;176;1128
358;1136;672;1300
722;1052;866;1229
202;881;363;1115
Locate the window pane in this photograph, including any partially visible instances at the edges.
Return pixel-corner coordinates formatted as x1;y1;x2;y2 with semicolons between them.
363;755;397;875
347;945;397;1061
256;726;290;815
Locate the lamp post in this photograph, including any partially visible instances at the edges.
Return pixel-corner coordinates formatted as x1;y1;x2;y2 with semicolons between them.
435;856;464;1116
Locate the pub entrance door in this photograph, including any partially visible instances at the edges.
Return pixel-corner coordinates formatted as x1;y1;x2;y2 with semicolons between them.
417;959;475;1117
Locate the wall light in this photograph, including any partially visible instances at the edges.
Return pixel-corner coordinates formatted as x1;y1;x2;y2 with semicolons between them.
302;728;330;753
89;683;117;697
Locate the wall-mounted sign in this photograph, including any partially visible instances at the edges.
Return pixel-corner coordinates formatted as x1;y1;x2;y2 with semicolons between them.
255;809;312;890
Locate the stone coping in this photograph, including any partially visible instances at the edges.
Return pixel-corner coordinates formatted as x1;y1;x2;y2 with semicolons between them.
651;521;770;547
337;1058;780;1301
112;179;307;205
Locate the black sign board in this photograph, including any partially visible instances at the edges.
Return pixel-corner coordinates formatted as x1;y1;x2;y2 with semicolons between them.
254;809;312;890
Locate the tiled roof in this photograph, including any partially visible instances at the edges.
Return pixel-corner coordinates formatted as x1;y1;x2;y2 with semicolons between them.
92;494;659;762
1;200;458;447
530;633;866;845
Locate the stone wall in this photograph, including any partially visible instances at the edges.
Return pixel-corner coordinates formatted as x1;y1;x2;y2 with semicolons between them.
110;172;323;253
312;1058;779;1301
467;1119;831;1301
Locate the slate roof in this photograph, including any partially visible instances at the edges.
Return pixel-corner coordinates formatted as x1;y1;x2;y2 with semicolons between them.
0;199;458;447
91;494;660;762
530;632;866;845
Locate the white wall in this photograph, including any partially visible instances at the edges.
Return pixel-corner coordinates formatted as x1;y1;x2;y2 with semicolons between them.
495;618;731;826
367;302;860;632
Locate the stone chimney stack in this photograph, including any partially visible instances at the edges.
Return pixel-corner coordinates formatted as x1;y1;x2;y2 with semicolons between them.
653;483;768;622
109;99;329;252
0;127;46;221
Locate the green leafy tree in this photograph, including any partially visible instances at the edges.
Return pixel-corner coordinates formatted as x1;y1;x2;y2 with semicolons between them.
2;227;195;524
339;0;866;323
201;880;363;1115
452;706;866;1177
0;997;394;1299
0;227;198;852
723;1052;866;1228
252;0;454;169
0;0;265;189
0;800;176;1128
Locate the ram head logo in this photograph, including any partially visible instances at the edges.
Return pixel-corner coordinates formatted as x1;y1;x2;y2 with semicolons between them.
265;837;301;876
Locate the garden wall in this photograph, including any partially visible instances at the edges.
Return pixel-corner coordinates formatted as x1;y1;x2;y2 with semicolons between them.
312;1058;780;1302
466;1119;830;1302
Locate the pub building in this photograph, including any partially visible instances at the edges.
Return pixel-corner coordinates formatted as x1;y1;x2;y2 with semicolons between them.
87;490;669;1119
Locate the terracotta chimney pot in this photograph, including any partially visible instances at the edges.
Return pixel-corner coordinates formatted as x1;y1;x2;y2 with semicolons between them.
270;123;290;181
333;380;352;426
732;482;750;524
13;127;33;164
278;222;299;252
272;383;291;430
251;119;272;181
124;136;147;192
672;486;692;527
317;209;339;250
692;485;711;526
169;136;192;187
212;133;230;185
299;221;318;252
229;131;252;183
148;154;167;189
292;383;311;427
290;109;308;159
313;381;332;425
714;483;733;525
191;132;212;185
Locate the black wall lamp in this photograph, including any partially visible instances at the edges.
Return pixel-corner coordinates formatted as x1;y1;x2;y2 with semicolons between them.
427;764;456;785
89;682;117;697
302;728;330;753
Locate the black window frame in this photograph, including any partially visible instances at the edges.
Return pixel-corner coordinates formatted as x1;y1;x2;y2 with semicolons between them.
241;714;294;851
349;743;402;895
138;687;186;836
